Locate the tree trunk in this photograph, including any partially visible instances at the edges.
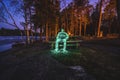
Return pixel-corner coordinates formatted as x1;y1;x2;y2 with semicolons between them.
55;17;58;36
24;7;30;45
108;20;111;34
97;0;103;37
49;28;52;38
116;0;120;35
40;27;43;42
35;27;38;41
79;21;82;36
75;16;78;35
30;29;34;43
84;23;87;36
29;7;34;43
49;27;51;38
46;23;49;42
26;26;30;44
70;10;74;36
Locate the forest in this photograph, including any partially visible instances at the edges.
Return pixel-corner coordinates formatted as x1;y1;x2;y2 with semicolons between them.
0;28;39;36
0;0;120;44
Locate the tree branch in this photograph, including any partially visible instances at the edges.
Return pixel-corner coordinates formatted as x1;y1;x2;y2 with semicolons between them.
0;1;20;30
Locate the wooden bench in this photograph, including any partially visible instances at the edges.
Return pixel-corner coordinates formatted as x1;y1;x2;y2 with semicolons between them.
48;40;82;49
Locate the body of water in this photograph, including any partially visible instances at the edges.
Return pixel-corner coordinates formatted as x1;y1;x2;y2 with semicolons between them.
0;43;13;52
0;36;42;52
0;36;24;52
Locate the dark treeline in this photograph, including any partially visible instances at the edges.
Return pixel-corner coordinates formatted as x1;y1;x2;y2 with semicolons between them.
0;28;38;36
0;0;120;44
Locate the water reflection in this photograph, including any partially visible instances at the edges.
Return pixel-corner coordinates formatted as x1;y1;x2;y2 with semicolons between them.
0;43;13;52
0;36;45;52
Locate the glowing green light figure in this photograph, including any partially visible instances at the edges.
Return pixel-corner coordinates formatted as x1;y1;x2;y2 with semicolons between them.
54;29;69;53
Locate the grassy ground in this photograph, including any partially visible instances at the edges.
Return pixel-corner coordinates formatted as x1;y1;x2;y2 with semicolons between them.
0;42;93;80
0;39;120;80
51;47;120;80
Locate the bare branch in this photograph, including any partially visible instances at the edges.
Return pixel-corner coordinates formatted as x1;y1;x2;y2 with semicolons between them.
0;1;20;30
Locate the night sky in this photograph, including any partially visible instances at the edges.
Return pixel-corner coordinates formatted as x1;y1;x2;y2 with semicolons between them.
0;0;98;30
